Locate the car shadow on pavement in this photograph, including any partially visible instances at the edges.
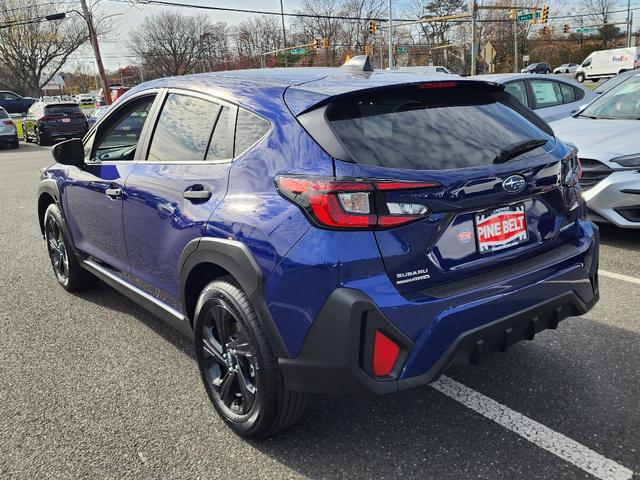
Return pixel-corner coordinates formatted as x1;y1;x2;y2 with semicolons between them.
598;223;640;251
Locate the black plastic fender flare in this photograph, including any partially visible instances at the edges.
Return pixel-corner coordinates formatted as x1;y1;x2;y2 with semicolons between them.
178;237;289;358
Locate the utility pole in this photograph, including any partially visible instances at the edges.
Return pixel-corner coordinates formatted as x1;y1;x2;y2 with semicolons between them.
627;0;632;47
513;12;518;73
280;0;288;67
388;0;393;69
79;0;111;104
471;0;477;75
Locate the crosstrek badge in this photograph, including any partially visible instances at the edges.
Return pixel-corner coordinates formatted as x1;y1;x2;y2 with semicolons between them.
475;204;528;254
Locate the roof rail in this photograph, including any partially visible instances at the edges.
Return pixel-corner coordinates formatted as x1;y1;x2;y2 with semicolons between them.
342;55;374;72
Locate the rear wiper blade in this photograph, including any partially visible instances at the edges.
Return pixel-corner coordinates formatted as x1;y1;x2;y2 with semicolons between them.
493;139;548;164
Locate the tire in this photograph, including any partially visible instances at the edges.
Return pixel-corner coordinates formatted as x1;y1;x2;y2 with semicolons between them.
592;78;599;82
194;279;306;438
545;69;550;74
23;125;30;143
576;73;585;83
35;129;49;146
43;204;96;292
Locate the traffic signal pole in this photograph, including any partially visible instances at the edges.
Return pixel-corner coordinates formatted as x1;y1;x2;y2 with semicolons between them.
514;16;518;73
388;0;393;69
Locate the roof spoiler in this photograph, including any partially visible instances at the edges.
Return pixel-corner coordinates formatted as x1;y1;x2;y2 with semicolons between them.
342;55;374;72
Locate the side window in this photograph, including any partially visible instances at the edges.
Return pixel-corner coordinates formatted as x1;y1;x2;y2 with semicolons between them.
2;92;17;101
504;81;528;107
206;106;232;161
234;109;270;157
582;57;592;67
92;96;155;162
436;67;445;73
147;93;218;162
559;83;576;103
530;80;563;108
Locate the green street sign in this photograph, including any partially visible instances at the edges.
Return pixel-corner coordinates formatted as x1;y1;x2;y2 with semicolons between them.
396;47;407;53
517;13;533;21
290;48;306;55
576;27;597;33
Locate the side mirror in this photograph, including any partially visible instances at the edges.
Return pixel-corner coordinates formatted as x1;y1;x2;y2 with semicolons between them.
52;138;84;167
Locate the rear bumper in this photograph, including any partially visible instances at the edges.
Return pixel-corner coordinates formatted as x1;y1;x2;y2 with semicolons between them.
0;133;18;144
279;224;599;395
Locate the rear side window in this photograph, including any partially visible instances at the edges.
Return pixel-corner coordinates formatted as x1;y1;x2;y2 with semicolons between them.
45;104;81;115
530;80;563;108
148;94;218;162
504;81;528;107
234;109;270;156
323;84;554;170
207;106;232;160
559;83;576;103
0;109;8;119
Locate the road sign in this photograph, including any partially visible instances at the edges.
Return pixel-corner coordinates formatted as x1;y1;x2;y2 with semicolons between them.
523;55;530;62
396;47;407;53
576;26;598;33
290;48;307;55
517;11;540;21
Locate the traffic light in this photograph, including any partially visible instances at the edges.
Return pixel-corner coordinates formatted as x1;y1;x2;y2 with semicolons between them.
509;9;516;19
563;23;570;33
314;37;321;49
369;20;377;34
550;25;556;34
541;26;548;35
364;45;374;55
531;15;537;24
323;37;329;49
541;5;549;24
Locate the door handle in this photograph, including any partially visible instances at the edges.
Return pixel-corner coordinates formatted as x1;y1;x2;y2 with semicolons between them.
105;187;122;198
183;186;211;201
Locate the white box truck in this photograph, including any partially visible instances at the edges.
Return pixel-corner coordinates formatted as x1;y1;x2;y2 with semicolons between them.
575;47;640;83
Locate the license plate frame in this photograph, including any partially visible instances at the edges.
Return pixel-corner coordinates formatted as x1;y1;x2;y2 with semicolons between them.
475;203;528;254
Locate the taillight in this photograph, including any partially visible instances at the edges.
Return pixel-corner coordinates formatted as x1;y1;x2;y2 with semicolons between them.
275;175;439;230
372;330;400;377
2;120;13;126
39;115;54;122
562;148;582;187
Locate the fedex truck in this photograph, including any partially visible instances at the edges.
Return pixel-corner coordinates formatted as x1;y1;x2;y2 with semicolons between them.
575;47;640;83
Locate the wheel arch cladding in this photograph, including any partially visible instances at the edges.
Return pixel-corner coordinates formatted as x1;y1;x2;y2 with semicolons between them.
37;180;61;236
179;237;290;358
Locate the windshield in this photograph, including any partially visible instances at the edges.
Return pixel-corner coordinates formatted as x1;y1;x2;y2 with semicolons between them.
45;104;81;115
325;83;554;170
580;74;640;119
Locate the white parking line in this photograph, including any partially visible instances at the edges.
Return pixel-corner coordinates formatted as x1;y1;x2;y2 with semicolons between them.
599;269;640;286
431;376;634;480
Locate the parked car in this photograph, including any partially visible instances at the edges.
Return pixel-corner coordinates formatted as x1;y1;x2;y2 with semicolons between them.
23;101;88;146
0;106;19;149
575;47;640;83
593;68;638;94
37;66;599;438
87;106;108;126
0;91;37;114
553;63;578;74
521;62;551;74
551;71;640;228
95;85;129;107
75;93;95;105
475;73;597;122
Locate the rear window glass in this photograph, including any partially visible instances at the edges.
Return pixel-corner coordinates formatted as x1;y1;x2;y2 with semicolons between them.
0;109;8;119
325;84;553;170
45;104;81;115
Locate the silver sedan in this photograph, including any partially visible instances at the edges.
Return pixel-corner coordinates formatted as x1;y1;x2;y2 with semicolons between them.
550;72;640;229
476;73;598;122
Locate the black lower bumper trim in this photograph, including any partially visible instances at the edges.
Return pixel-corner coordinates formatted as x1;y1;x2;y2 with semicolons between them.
279;287;598;396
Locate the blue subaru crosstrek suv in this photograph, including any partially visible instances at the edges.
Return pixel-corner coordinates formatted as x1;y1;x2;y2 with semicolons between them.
38;60;599;438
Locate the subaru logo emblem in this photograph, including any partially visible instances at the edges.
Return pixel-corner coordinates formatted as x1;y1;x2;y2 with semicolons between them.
502;175;526;193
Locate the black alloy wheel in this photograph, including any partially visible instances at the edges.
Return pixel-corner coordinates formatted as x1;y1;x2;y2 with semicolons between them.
200;300;258;417
45;213;70;286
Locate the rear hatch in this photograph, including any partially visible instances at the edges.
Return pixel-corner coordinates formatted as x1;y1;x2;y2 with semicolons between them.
293;80;578;294
42;103;87;132
0;108;16;136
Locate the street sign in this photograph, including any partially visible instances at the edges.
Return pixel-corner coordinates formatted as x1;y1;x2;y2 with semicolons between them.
523;55;530;62
396;47;407;53
290;48;307;55
576;27;598;33
517;11;540;21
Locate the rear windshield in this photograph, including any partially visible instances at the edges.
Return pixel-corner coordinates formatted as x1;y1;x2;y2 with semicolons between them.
325;84;554;170
0;109;8;119
44;104;81;115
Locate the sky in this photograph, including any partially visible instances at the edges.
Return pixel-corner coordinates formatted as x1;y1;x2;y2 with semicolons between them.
63;0;639;71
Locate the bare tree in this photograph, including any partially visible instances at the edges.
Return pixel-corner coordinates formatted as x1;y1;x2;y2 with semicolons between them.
583;0;619;47
0;0;93;96
233;15;283;67
129;12;212;77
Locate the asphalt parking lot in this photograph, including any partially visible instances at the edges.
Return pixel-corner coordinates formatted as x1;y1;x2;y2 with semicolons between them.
1;143;638;480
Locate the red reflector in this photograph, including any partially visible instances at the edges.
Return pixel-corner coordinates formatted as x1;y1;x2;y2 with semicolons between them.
372;330;400;377
416;81;459;90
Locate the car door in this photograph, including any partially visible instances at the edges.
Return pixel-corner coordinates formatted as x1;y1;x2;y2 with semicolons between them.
122;89;236;309
63;91;160;273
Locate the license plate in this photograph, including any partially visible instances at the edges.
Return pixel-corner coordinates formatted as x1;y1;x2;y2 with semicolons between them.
475;204;528;254
61;118;71;123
